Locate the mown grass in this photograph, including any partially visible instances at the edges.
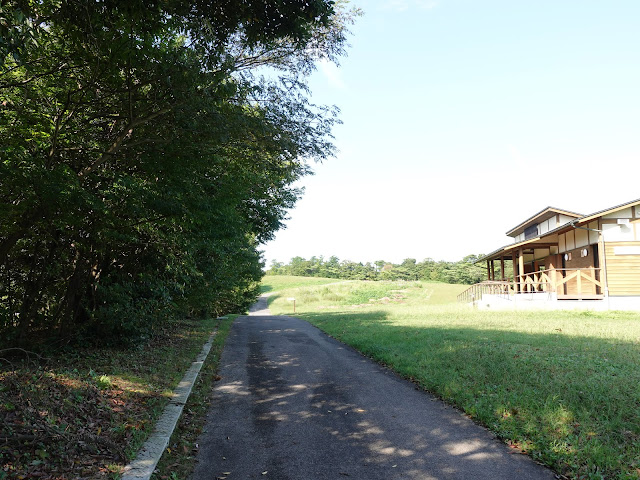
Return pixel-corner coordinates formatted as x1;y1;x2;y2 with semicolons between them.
0;317;225;479
263;276;640;480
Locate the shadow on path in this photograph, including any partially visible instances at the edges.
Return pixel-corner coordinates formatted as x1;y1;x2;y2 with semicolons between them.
192;307;556;480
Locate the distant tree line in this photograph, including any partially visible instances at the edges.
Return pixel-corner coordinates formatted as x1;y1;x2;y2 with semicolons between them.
1;1;355;347
266;255;492;285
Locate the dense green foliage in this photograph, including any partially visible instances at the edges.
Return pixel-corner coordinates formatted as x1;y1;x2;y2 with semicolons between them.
1;1;354;346
267;254;492;284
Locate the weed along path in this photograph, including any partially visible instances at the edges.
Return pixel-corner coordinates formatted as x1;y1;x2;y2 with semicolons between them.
192;297;555;480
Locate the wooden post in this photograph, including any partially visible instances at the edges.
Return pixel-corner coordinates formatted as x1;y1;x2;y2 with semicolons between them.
518;248;525;293
577;270;582;300
598;230;609;299
500;256;505;281
512;252;518;292
486;260;491;280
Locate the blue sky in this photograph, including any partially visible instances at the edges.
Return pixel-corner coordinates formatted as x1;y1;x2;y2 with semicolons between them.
261;0;640;266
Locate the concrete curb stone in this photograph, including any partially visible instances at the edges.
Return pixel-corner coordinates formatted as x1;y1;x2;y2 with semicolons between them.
121;319;226;480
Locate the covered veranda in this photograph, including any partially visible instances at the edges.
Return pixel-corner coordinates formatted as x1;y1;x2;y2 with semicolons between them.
459;234;605;303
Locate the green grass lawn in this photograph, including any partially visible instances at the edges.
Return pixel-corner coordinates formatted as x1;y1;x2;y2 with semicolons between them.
262;276;640;480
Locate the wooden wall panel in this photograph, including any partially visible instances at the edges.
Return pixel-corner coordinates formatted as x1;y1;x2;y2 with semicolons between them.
605;241;640;296
575;228;589;248
632;218;640;241
564;246;598;295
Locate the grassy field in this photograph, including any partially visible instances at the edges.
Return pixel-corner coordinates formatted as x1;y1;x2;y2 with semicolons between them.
260;275;345;293
262;276;640;480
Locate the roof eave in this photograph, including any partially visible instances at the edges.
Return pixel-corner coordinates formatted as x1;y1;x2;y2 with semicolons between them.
505;207;583;237
574;198;640;225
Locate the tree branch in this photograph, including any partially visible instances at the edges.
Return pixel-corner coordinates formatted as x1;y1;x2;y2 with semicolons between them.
0;63;78;88
77;107;172;179
0;348;50;367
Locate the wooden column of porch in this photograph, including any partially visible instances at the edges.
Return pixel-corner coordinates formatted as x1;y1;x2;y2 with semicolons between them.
482;245;604;300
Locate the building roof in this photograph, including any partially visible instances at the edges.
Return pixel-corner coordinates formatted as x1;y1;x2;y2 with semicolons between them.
574;197;640;225
478;198;640;263
505;207;582;237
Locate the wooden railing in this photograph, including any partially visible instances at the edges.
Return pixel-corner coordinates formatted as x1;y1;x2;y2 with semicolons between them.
457;281;513;303
515;268;602;297
458;268;603;303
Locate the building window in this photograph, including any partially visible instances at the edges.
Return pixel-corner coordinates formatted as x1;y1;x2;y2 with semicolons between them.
524;224;539;240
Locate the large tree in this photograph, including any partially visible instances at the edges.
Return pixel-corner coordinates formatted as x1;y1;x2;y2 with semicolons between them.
0;0;355;345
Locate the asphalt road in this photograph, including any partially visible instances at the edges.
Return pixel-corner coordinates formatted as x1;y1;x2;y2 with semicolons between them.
192;297;555;480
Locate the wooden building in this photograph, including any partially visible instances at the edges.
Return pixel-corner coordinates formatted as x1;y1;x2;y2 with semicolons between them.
460;198;640;310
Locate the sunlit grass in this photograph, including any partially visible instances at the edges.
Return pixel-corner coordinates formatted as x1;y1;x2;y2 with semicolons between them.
260;274;345;293
264;276;466;311
262;277;640;479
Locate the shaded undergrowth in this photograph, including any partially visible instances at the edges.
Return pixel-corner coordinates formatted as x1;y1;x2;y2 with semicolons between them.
0;317;221;479
152;315;235;480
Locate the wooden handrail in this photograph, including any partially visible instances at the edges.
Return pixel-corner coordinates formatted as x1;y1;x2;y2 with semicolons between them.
515;268;601;296
459;268;603;303
457;281;513;303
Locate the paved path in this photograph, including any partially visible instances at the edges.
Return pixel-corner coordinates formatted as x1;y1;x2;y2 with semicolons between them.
192;297;555;480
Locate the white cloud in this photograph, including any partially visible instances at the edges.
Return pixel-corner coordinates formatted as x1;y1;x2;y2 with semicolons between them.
379;0;438;12
318;58;346;89
416;0;438;10
383;0;410;12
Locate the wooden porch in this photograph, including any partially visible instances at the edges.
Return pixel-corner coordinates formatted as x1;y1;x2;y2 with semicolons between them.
514;267;603;299
458;267;604;303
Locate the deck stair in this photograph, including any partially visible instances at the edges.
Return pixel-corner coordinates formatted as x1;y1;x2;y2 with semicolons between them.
457;281;512;304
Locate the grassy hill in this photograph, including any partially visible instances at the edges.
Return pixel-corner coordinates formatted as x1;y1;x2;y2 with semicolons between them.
260;275;345;293
262;275;466;313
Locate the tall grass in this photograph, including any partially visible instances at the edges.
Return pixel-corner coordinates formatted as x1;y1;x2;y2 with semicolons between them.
260;275;345;293
262;277;640;480
263;276;465;308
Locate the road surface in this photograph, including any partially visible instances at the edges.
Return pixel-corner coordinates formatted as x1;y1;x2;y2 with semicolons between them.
192;297;555;479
